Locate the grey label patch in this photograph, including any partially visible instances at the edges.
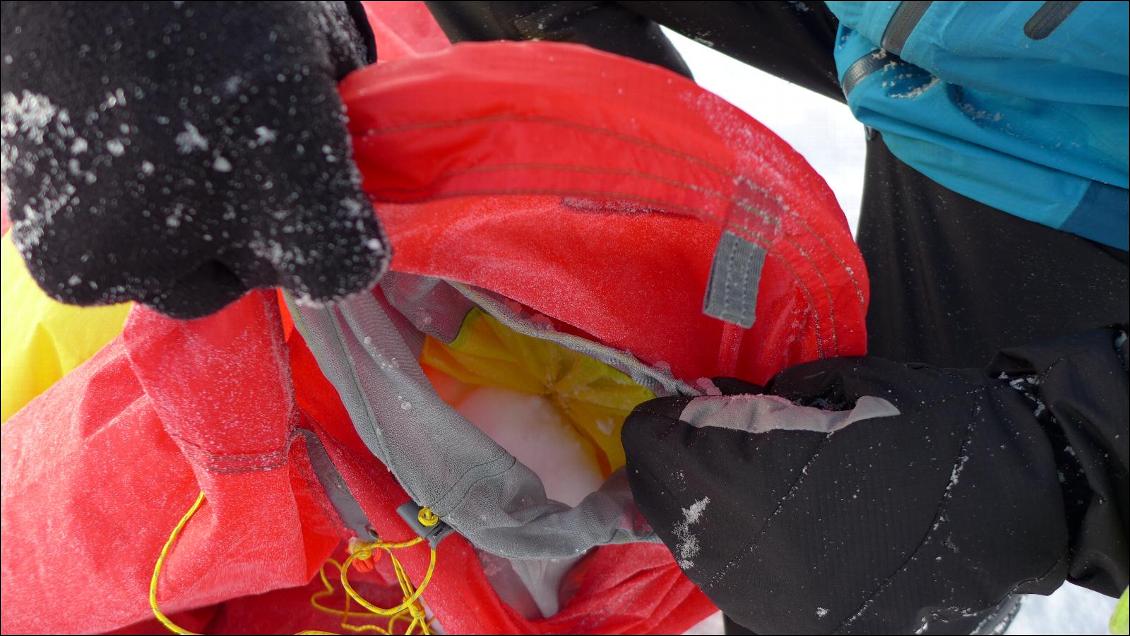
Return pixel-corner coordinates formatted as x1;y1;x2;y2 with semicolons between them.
703;231;766;329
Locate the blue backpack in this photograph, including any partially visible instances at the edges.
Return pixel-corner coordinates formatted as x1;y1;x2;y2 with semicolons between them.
825;1;1128;250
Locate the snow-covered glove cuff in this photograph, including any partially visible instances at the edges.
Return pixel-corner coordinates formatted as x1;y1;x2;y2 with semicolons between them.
1;1;387;318
622;327;1128;634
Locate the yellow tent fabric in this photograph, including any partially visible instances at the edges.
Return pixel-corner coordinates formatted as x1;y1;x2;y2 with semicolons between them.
419;308;654;476
1;234;131;422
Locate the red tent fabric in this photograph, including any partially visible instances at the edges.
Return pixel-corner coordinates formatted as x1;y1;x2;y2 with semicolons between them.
0;3;866;633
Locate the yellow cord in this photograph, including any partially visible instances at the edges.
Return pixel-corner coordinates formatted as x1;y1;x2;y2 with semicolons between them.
416;508;439;528
150;491;206;636
339;538;437;635
151;493;438;636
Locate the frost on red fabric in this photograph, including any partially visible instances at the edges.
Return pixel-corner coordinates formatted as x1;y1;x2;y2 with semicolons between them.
1;1;866;633
343;38;867;386
1;293;342;634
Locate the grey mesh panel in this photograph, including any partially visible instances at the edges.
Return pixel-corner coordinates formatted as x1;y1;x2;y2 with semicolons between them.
286;288;665;559
379;272;477;344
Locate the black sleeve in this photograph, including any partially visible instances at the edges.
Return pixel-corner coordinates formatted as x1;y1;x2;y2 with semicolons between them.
615;1;844;102
425;1;693;77
987;326;1130;597
427;1;844;102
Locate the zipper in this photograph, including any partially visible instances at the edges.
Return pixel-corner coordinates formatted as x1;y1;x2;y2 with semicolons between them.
841;49;893;97
881;1;934;55
1024;1;1082;40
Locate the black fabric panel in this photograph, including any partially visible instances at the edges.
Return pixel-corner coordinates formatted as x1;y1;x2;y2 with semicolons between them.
988;327;1130;597
858;133;1130;368
616;1;844;102
425;1;692;77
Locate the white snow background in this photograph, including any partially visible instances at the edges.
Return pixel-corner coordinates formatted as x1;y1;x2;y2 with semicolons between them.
666;28;1118;636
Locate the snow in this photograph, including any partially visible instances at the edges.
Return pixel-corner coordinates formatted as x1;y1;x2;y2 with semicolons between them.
454;386;604;508
253;126;277;145
672;497;710;570
668;32;1118;636
174;121;208;153
1;90;60;145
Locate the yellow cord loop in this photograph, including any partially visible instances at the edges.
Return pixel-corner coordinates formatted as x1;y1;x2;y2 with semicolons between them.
151;492;437;636
416;507;439;528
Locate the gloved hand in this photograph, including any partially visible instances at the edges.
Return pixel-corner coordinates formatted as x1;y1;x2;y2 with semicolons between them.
1;1;388;318
623;327;1129;634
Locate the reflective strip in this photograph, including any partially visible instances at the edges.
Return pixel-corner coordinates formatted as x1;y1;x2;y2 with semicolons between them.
841;49;892;97
1024;1;1082;40
881;1;934;55
299;429;374;538
703;231;766;329
680;394;900;435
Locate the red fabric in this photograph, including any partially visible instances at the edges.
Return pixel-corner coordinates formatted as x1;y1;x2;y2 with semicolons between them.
1;2;867;634
0;293;347;634
343;41;867;386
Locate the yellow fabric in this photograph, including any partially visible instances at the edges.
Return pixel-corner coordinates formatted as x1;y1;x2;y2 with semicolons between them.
1;234;131;421
1113;588;1129;635
419;308;654;475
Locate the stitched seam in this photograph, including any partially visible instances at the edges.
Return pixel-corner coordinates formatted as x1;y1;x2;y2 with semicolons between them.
834;388;983;633
372;184;831;359
700;436;833;589
165;427;297;475
359;113;868;352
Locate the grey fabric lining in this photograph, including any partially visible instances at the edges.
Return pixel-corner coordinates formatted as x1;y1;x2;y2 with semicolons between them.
703;231;766;329
287;288;664;560
881;1;934;55
299;428;374;539
680;394;901;435
379;272;477;344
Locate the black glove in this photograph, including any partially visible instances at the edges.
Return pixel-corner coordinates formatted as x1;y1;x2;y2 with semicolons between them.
623;327;1129;634
1;1;387;318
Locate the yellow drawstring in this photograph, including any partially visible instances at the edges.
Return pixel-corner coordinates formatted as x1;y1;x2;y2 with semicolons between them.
150;491;206;636
150;491;438;636
339;537;438;635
